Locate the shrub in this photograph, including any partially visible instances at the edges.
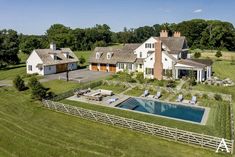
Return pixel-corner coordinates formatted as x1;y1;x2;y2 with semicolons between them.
13;75;26;91
202;93;208;99
79;55;86;65
214;94;223;101
189;78;197;86
215;50;222;58
194;52;201;58
28;77;50;100
135;72;144;83
166;80;176;88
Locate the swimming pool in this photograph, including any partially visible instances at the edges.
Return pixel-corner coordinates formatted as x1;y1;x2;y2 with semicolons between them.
116;97;206;123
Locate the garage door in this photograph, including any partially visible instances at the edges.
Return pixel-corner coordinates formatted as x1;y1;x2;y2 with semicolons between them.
56;64;67;73
109;64;116;73
91;63;98;71
100;64;107;71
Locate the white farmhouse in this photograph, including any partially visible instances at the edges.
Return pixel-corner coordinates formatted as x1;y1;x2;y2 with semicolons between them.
89;30;212;82
26;43;78;75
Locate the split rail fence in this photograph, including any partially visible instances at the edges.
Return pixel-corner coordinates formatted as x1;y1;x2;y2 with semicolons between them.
42;99;233;154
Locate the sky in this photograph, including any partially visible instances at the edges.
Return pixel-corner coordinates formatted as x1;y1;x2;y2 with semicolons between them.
0;0;234;35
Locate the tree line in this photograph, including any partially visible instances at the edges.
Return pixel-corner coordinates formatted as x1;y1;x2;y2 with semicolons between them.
1;19;235;68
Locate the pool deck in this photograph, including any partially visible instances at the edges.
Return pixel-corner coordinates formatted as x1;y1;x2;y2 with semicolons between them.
67;94;210;125
67;94;130;107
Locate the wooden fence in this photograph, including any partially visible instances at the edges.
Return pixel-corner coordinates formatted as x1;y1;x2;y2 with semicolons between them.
42;99;233;154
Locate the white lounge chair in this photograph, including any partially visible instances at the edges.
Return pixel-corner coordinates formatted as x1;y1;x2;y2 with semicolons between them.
142;90;149;97
154;92;161;99
176;94;183;102
107;97;119;104
189;96;197;104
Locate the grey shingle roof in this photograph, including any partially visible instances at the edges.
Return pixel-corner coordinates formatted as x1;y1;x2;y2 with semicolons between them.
154;37;187;54
176;59;212;68
89;44;139;64
35;48;78;66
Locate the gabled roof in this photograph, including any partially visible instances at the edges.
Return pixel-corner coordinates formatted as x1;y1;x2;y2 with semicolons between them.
34;48;78;66
154;37;187;54
89;44;138;64
176;59;212;68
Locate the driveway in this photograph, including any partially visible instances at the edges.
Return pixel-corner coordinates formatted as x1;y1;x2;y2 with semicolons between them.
41;69;112;83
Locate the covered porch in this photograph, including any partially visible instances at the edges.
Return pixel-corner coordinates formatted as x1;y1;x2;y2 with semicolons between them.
174;60;212;82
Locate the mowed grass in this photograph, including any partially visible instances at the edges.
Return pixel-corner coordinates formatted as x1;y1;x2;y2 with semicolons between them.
0;87;229;157
212;60;235;80
201;50;235;61
42;80;82;94
0;64;26;80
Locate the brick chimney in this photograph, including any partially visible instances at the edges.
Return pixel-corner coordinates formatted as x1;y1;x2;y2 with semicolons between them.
154;40;163;80
173;31;181;37
160;30;168;37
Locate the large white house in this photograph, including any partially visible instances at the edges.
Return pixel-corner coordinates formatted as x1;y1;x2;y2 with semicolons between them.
26;43;78;75
89;30;212;82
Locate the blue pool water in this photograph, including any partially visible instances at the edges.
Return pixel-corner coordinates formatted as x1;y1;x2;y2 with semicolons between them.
117;98;205;123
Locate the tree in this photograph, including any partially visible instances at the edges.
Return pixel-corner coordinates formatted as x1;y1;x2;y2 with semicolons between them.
215;50;222;58
0;29;19;68
28;77;49;100
194;52;201;58
79;55;86;65
135;72;145;83
19;35;46;54
13;75;26;91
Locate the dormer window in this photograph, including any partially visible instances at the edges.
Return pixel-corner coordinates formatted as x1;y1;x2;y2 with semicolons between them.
63;52;69;59
50;53;57;60
96;52;100;59
107;52;113;59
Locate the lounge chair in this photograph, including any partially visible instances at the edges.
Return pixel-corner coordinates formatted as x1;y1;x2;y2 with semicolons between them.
189;96;197;105
142;90;149;97
176;94;183;102
107;97;119;104
154;92;161;99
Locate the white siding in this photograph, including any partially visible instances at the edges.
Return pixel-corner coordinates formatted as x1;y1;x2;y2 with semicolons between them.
134;37;157;58
44;65;56;75
26;50;44;75
162;52;174;70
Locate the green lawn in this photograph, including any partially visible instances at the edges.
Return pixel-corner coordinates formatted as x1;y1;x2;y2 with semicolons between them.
0;87;228;157
74;51;92;67
42;80;82;94
212;60;235;80
0;64;26;80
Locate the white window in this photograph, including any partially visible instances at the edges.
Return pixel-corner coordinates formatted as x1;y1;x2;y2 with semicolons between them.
128;64;132;70
140;52;142;58
119;63;124;69
145;68;154;75
107;53;112;59
145;43;152;48
139;64;142;69
152;43;155;48
48;66;51;71
96;52;100;59
28;65;32;71
165;58;168;61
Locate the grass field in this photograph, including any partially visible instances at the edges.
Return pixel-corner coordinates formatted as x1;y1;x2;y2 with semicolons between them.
0;87;228;157
200;50;235;61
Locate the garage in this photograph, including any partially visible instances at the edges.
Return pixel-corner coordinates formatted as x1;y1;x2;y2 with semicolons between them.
100;64;107;71
109;64;116;73
91;63;98;71
56;64;67;73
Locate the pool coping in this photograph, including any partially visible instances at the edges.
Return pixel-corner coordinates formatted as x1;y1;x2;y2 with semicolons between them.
66;94;210;125
115;96;210;125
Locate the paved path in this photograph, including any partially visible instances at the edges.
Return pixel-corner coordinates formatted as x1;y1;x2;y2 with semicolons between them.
176;80;186;91
42;69;112;83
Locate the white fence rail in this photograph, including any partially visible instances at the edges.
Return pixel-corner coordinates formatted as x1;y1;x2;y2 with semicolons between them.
42;100;233;154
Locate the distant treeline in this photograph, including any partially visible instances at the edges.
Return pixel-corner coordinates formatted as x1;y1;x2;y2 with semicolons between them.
1;19;235;67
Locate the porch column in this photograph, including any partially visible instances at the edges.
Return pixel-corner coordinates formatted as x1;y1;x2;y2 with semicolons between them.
175;68;178;79
208;66;211;79
196;69;200;82
199;69;202;82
